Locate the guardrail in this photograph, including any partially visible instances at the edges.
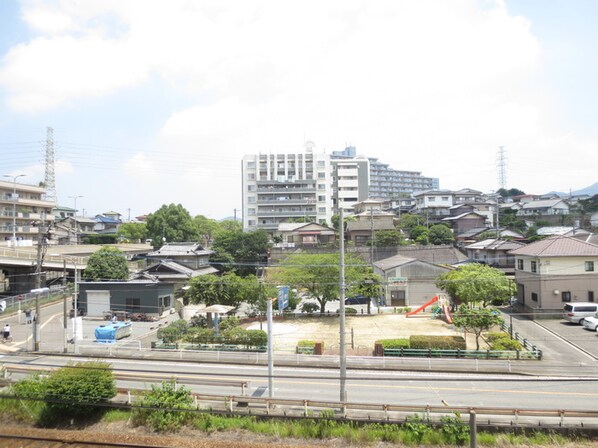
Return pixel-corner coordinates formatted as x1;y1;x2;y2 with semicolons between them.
0;287;68;316
382;347;541;360
152;342;266;352
500;321;543;358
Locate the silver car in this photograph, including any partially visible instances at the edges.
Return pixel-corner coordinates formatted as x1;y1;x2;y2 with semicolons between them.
582;312;598;331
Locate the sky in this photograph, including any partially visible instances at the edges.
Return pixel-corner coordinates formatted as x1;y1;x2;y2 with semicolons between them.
1;0;597;220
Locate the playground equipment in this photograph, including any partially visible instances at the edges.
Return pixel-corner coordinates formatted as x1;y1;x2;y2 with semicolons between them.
406;295;453;323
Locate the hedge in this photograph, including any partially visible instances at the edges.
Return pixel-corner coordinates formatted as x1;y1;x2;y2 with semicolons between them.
375;339;410;349
409;335;466;350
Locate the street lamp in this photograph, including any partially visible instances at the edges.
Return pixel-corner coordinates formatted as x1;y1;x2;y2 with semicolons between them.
68;195;83;244
3;174;27;247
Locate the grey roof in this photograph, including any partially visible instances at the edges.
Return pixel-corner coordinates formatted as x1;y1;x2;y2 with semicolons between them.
138;260;218;278
465;238;526;251
374;255;417;271
508;235;598;257
536;226;575;236
148;242;213;257
392;245;468;265
568;233;598;245
520;199;566;210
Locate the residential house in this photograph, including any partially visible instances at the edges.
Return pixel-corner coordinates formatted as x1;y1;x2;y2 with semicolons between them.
276;222;336;247
94;214;122;234
374;255;451;307
516;199;570;217
509;235;598;318
464;238;526;268
441;212;486;235
346;200;396;245
136;242;218;290
53;216;97;244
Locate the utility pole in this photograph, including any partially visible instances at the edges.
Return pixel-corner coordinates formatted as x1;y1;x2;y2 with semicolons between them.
339;208;347;403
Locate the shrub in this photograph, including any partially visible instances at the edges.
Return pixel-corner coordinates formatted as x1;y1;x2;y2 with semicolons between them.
11;362;116;425
41;361;116;422
132;379;194;432
182;327;215;344
157;319;189;343
246;329;267;347
301;302;320;313
219;316;240;331
189;314;208;328
376;339;410;349
485;331;510;342
409;335;466;350
490;338;523;351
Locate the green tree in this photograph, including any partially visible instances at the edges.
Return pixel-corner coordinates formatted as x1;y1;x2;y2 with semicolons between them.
210;229;271;276
352;270;383;314
497;187;525;197
428;224;454;245
185;272;261;308
436;263;514;307
397;213;423;231
410;225;428;242
116;222;147;242
372;229;404;247
452;305;504;350
273;253;375;313
146;204;199;248
194;215;220;246
83;246;129;281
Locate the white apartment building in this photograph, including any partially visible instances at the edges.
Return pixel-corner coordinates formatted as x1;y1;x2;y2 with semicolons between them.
330;158;370;215
242;145;333;232
0;179;56;246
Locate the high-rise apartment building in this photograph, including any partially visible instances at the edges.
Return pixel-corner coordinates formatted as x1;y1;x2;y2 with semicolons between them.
0;179;55;246
332;146;438;200
242;144;333;232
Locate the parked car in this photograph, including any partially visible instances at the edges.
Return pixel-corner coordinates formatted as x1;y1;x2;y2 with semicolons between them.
582;313;598;331
563;302;598;324
345;295;370;305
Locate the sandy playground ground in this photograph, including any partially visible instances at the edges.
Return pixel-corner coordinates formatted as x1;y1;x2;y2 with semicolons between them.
247;313;483;355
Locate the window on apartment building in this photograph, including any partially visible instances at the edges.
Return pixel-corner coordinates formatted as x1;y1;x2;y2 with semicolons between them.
248;196;256;203
531;292;538;302
318;195;326;202
318;172;326;179
247;173;255;180
318;184;326;190
589;291;595;302
428;197;435;202
318;207;326;212
585;261;595;272
441;196;449;201
561;291;571;302
247;161;255;168
517;259;523;270
248;220;256;226
248;208;256;216
531;261;537;273
317;161;325;167
247;185;256;191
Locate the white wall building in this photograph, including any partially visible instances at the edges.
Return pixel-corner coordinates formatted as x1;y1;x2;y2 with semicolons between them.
0;179;55;247
242;144;333;232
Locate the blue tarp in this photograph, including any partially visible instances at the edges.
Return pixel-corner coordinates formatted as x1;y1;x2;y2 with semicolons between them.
95;321;132;343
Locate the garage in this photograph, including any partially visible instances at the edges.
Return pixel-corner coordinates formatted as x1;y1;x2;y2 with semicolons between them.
85;290;111;317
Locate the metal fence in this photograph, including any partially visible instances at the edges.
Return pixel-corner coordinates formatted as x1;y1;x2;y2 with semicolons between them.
0;286;68;315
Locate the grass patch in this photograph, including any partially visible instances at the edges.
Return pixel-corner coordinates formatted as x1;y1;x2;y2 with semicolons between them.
102;408;131;423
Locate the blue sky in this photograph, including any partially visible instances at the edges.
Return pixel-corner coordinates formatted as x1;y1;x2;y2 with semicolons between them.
1;0;597;220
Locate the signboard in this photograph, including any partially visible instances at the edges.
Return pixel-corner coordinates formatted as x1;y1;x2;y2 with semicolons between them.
388;277;408;286
277;286;289;311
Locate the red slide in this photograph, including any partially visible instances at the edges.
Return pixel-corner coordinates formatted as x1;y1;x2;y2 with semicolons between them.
442;304;453;324
406;295;439;317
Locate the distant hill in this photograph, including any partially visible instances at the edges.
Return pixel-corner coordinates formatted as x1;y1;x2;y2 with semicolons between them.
219;216;241;222
549;182;598;197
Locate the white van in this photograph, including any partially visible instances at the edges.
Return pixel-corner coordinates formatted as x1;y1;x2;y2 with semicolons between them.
563;302;598;324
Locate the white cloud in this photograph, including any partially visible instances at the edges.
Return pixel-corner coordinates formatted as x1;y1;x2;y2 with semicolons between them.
1;0;596;217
